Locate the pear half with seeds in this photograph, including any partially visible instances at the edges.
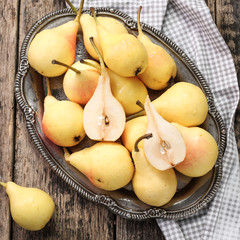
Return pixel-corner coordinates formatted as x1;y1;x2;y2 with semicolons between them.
144;96;186;170
83;37;126;141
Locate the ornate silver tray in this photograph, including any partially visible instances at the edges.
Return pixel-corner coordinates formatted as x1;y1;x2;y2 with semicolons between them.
15;8;226;220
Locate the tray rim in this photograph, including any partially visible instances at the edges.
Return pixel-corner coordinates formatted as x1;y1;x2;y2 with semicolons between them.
15;7;227;220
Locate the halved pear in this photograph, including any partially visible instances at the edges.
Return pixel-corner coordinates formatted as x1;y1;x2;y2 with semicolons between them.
144;96;186;170
83;37;126;141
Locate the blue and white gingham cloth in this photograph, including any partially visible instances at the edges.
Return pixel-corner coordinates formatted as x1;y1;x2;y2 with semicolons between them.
68;1;240;239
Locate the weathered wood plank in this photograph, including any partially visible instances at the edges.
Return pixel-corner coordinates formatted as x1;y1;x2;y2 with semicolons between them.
0;0;19;239
215;0;240;155
14;0;115;239
116;218;164;240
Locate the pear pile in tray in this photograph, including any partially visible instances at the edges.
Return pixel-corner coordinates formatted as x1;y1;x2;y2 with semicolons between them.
27;0;218;207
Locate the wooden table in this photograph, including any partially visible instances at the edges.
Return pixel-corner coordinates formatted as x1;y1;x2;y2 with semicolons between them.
0;0;239;239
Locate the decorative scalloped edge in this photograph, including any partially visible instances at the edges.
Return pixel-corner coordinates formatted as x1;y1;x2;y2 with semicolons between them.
15;7;226;221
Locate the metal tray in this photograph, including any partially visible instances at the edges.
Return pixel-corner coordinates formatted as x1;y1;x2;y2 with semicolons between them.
15;7;226;220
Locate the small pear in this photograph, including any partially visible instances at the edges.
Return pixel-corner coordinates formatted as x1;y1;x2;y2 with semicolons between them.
83;38;126;141
42;78;85;147
121;116;148;152
143;96;186;170
64;142;134;191
173;123;219;177
132;135;177;206
91;8;148;77
137;6;177;90
80;14;128;60
107;68;148;115
60;60;100;105
0;181;55;231
80;59;148;115
152;82;209;126
28;0;84;77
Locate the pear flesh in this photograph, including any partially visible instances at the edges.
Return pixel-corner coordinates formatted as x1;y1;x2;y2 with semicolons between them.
0;181;55;231
42;96;85;147
144;96;186;170
82;38;126;142
132;146;177;206
64;142;134;191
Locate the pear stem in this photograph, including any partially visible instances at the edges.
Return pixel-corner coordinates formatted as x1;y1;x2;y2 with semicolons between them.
52;60;81;74
126;109;145;121
63;148;71;162
90;7;99;24
134;133;153;152
137;6;143;36
65;0;78;14
0;181;7;188
89;37;105;71
45;77;52;96
75;0;85;22
80;59;101;71
136;100;145;110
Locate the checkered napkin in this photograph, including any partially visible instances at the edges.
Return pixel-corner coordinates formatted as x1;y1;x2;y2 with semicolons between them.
68;0;240;239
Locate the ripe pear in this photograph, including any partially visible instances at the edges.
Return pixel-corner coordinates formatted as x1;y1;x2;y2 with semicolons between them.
64;142;134;191
132;135;177;206
172;123;219;177
80;59;148;115
143;96;186;170
91;8;148;77
107;68;148;115
121;116;148;152
152;82;209;126
27;0;84;77
42;78;85;147
62;60;100;105
0;181;54;231
83;38;126;141
80;14;128;60
137;6;177;90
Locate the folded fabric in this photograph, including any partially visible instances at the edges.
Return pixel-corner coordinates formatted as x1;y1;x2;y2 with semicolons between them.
67;1;240;239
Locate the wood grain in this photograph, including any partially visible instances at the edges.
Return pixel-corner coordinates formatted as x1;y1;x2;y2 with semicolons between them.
14;0;115;239
215;0;240;155
0;0;239;239
0;1;19;239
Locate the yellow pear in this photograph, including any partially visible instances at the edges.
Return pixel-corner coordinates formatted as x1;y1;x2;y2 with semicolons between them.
143;96;186;170
137;6;177;90
121;116;148;152
80;59;148;115
28;0;84;77
61;60;100;105
91;8;148;77
42;78;85;147
80;14;128;60
83;38;126;141
152;82;209;126
173;123;219;177
64;142;134;191
0;181;54;231
132;135;177;206
107;68;148;115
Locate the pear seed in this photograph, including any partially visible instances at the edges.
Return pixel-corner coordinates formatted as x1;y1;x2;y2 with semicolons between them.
162;140;171;149
105;116;110;125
